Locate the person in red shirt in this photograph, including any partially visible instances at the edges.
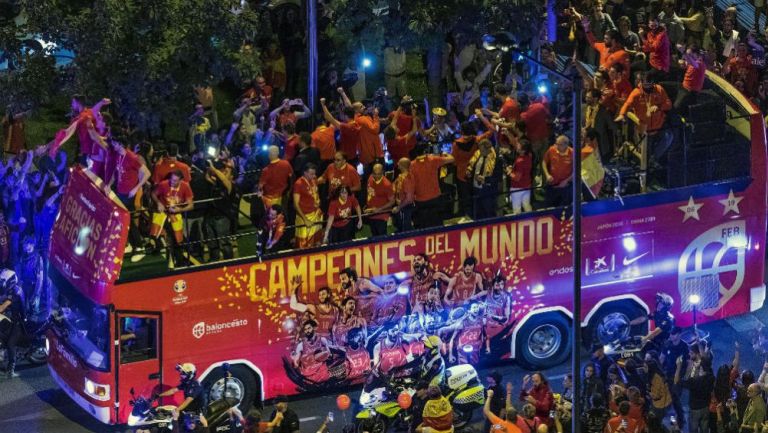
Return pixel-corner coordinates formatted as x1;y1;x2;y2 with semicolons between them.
675;45;707;113
364;163;394;236
410;150;454;228
507;139;533;214
519;372;555;426
384;108;418;164
519;93;551;161
320;98;361;163
323;185;362;244
606;63;633;113
640;16;671;82
338;87;383;169
485;84;520;123
392;158;415;232
293;163;323;249
241;76;273;107
108;136;150;257
152;143;191;184
150;170;194;265
542;135;573;208
452;120;492;217
258;146;293;207
318;151;361;198
723;42;758;97
387;96;419;152
274;122;299;163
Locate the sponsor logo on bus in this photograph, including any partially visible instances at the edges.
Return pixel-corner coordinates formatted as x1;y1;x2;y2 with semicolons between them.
192;319;249;339
172;280;188;305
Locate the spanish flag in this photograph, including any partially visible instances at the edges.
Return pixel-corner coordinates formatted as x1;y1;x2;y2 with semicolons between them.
581;146;605;198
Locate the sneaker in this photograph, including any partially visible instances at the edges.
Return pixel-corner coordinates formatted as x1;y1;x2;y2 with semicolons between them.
124;244;133;254
5;369;18;379
130;253;146;263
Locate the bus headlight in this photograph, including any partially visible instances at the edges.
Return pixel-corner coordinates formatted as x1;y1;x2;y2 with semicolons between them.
84;378;110;401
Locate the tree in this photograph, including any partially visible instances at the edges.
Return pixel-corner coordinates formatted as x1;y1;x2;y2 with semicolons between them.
18;0;268;135
323;0;545;105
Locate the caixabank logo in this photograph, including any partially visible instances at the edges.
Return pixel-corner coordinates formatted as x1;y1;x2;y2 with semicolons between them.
192;318;249;339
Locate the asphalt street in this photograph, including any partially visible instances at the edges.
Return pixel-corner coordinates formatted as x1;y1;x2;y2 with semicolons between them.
1;308;768;433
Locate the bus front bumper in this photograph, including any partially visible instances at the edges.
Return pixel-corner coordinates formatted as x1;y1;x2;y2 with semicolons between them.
48;364;113;424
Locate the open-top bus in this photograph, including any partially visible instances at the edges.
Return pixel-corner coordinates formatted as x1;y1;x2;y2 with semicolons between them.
46;72;766;424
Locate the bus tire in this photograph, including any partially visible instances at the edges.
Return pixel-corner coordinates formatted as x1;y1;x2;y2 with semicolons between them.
587;302;646;347
515;313;571;370
203;364;259;410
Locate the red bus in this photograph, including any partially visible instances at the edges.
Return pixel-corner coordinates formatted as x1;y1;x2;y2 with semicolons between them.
46;72;766;424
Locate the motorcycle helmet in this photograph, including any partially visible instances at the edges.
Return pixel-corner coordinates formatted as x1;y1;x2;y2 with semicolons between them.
655;293;674;312
0;269;18;292
176;363;197;382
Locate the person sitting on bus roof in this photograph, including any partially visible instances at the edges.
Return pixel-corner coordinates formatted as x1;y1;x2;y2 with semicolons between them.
158;363;208;416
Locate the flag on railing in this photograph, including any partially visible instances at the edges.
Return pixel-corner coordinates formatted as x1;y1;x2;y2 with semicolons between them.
581;147;605;198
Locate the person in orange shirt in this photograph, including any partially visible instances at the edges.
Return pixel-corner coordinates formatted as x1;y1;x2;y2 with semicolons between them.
320;98;361;163
542;135;573;208
605;401;641;433
338;87;383;170
384;108;418;165
318;151;361;198
452;121;491;217
364;163;394;236
311;120;336;174
258;145;293;207
675;45;707;113
580;17;630;80
392;158;416;232
615;72;671;134
615;72;672;163
410;149;454;229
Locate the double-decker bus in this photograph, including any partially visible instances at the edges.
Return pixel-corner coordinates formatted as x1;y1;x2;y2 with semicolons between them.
46;72;766;425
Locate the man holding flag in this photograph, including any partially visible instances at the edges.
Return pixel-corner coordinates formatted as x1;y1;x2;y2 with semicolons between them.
48;95;112;178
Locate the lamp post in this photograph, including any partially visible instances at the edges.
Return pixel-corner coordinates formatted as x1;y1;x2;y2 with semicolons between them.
307;0;318;125
482;33;583;433
689;293;701;332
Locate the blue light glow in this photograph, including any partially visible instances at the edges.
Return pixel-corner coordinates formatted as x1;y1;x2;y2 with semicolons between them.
361;57;372;69
622;236;637;252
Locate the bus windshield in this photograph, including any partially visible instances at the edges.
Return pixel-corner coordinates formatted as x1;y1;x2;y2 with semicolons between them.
51;268;110;371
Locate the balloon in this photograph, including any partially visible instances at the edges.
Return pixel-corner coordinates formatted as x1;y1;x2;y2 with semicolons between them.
337;394;351;410
397;392;412;409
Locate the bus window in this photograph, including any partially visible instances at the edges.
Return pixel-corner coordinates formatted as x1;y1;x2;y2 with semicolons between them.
119;317;157;364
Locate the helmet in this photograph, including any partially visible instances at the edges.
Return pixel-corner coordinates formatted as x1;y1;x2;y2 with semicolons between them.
176;363;197;382
0;269;17;292
655;293;674;311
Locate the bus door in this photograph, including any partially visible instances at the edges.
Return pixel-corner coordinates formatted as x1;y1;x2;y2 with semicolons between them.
115;312;161;422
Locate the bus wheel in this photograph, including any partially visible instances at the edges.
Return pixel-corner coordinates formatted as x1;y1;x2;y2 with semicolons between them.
516;314;571;370
205;364;258;409
588;303;645;347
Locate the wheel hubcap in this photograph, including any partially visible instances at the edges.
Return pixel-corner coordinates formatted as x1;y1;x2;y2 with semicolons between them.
209;377;245;405
527;324;562;359
597;312;631;344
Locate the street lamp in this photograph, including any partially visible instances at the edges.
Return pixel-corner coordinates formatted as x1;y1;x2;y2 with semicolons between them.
689;293;701;329
483;33;583;433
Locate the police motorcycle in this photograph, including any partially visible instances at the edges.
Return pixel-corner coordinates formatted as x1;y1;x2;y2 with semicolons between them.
0;269;48;369
355;336;485;433
128;363;240;432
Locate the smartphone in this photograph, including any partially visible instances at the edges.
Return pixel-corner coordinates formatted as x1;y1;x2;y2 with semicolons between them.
327;412;334;423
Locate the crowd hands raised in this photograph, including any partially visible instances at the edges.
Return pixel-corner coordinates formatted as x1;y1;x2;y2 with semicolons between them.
3;0;767;272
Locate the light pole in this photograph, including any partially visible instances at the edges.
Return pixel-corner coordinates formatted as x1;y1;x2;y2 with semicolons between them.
307;0;318;125
482;33;583;433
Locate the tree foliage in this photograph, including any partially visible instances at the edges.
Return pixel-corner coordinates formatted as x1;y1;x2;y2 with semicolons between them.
17;0;267;131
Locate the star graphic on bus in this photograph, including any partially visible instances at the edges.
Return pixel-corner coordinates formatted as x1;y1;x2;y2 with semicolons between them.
678;196;703;222
718;189;743;215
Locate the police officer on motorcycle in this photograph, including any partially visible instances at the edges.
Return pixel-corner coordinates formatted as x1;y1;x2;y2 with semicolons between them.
159;363;208;415
630;293;675;350
0;269;24;378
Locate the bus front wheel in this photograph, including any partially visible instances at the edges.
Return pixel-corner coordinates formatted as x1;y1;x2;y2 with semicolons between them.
515;314;571;370
204;364;259;410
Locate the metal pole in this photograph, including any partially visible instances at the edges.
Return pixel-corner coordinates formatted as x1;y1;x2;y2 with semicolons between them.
570;74;583;433
307;0;318;127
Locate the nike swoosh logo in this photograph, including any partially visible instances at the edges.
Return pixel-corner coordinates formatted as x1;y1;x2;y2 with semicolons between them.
623;252;649;266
